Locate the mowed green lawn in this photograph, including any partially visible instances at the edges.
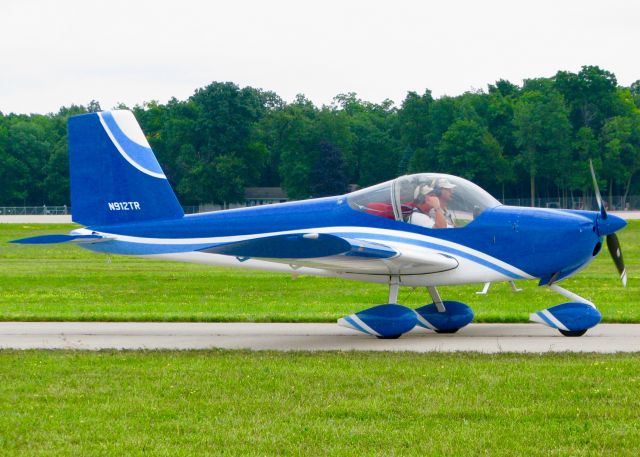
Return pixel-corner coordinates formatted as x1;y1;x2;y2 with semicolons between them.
2;226;639;457
0;222;638;322
1;350;639;456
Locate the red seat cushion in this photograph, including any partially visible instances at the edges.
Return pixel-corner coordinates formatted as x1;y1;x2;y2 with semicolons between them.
365;202;395;219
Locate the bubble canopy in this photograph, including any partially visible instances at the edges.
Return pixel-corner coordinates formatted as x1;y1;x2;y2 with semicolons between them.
347;173;501;228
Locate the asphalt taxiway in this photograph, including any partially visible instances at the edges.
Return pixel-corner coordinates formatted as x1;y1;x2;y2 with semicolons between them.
1;322;639;353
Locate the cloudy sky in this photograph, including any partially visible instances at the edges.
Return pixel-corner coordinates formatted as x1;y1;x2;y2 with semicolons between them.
1;0;638;114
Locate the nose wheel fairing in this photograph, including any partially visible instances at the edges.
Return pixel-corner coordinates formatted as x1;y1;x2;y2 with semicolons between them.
529;284;602;336
530;302;602;335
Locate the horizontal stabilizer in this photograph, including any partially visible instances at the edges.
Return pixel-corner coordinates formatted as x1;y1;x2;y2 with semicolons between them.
10;234;106;245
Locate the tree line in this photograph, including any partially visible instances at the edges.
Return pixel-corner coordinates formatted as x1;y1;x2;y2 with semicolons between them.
1;65;639;207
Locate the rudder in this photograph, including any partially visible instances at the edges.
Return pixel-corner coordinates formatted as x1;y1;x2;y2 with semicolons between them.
69;110;184;226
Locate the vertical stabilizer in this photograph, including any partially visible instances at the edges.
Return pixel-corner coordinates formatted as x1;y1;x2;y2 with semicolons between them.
69;110;184;226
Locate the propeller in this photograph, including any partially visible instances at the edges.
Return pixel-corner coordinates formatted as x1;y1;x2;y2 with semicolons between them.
589;160;627;287
589;160;607;220
606;233;627;287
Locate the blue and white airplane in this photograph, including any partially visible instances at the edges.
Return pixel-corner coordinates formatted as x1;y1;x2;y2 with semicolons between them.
12;110;628;338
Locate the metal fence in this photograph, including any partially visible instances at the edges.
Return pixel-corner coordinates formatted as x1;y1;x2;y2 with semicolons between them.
502;195;640;211
0;203;266;216
0;206;70;215
2;196;639;216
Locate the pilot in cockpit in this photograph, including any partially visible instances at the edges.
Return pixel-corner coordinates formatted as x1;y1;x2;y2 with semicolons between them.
409;179;456;228
428;178;456;228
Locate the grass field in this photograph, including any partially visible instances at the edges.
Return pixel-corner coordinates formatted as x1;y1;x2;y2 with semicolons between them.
2;226;639;457
1;350;639;456
0;222;638;322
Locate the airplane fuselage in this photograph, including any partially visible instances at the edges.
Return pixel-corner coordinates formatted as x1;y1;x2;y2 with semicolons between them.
73;195;612;288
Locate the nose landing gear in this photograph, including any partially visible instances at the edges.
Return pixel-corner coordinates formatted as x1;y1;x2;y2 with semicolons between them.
530;285;602;337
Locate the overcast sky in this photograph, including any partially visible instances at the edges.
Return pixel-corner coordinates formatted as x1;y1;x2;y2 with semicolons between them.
1;0;638;114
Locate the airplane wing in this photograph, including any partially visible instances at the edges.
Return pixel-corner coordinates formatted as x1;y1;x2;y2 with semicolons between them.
199;233;458;275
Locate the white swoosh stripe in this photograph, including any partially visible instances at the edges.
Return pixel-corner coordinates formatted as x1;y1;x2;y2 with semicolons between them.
97;112;166;179
74;225;533;279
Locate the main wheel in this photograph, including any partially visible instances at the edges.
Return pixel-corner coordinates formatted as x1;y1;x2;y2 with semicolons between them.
376;334;402;339
435;328;460;334
559;329;587;337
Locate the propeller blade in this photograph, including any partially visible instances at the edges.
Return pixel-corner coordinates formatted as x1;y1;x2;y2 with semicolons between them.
589;159;607;220
606;233;627;287
590;162;626;287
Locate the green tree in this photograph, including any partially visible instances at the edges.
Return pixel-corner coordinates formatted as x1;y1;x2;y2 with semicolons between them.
315;106;355;178
631;80;640;109
570;127;600;206
485;88;517;159
513;89;572;205
436;119;509;196
428;96;458;145
87;100;102;113
398;90;433;156
488;79;519;98
341;94;398;186
309;140;349;197
4;118;54;205
276;96;319;199
43;138;69;205
408;95;456;172
177;82;273;204
4;68;640;208
601;115;640;206
554;65;618;132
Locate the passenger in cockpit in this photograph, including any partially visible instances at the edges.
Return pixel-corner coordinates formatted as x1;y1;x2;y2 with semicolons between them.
412;184;434;213
408;184;436;227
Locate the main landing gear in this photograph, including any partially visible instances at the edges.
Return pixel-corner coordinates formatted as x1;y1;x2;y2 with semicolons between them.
529;284;601;337
414;286;474;334
337;277;474;339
